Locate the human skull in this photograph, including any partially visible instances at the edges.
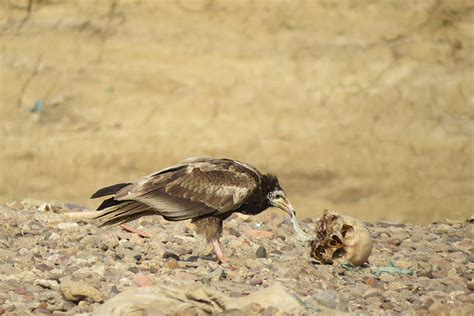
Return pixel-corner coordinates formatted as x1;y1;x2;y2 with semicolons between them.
310;210;372;266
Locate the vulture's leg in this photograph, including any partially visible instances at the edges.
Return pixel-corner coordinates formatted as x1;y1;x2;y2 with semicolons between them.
210;238;227;263
191;216;227;263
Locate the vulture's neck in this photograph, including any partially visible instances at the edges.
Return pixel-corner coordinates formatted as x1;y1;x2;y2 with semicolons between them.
236;175;275;215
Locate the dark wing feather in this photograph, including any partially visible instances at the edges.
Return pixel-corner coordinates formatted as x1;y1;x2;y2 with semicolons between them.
109;158;261;221
97;197;123;211
91;183;131;199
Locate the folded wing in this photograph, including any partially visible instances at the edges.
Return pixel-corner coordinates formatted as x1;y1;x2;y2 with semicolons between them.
93;158;260;224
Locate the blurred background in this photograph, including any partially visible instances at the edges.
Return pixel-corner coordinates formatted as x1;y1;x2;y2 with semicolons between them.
0;0;472;224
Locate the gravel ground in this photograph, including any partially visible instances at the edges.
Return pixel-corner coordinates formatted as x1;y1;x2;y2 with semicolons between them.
0;200;473;315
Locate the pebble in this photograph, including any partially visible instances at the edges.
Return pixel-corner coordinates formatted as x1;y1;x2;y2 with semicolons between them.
228;228;241;237
250;275;263;286
164;258;179;270
175;271;196;282
363;289;383;299
255;246;267;258
127;267;139;274
132;272;152;287
388;282;405;291
387;239;402;246
48;233;60;241
111;285;120;294
162;251;180;261
467;281;474;291
35;279;59;290
245;229;274;239
36;263;53;272
57;223;79;230
365;277;377;286
0;201;472;315
60;280;104;303
379;274;396;282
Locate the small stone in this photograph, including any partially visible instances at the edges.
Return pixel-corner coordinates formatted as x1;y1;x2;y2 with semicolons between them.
245;229;274;239
393;260;413;269
164;258;179;270
18;248;31;256
60;280;104;303
120;241;135;250
388;282;405;291
114;251;124;260
241;303;264;315
206;268;225;282
387;239;402;246
111;285;120;294
38;203;53;212
379;274;396;282
429;302;451;315
250;276;263;286
134;254;142;261
35;279;59;290
57;222;79;230
15;287;31;296
132;272;153;287
99;242;108;251
175;271;196;281
365;277;377;287
172;246;191;256
36;263;53;272
32;308;51;314
255;246;267;259
128;266;139;274
263;306;281;315
376;221;405;228
228;228;241;237
467;281;474;291
162;251;180;261
48;233;60;241
423;298;434;308
219;309;242;316
186;256;199;262
380;301;394;310
363;288;382;299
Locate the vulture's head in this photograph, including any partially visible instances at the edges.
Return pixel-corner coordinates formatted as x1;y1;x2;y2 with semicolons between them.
265;174;296;216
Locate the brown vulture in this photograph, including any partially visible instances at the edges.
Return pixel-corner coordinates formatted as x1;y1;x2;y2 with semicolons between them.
91;157;295;262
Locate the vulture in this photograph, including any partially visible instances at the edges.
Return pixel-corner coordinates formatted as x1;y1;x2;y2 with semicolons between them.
91;157;295;263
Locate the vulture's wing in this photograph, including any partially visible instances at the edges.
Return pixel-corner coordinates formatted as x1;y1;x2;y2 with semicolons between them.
101;158;260;222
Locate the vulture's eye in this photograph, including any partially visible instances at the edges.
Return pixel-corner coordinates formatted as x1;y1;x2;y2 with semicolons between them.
274;192;284;199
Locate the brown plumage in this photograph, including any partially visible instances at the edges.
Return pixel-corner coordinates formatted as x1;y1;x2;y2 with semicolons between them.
91;157;295;262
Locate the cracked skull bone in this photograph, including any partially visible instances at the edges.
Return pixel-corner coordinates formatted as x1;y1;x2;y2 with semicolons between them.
310;210;372;266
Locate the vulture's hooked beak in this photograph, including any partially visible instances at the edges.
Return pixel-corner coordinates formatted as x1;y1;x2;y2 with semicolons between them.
273;196;296;216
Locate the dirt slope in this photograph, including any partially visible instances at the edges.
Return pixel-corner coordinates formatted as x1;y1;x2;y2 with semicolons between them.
0;0;473;223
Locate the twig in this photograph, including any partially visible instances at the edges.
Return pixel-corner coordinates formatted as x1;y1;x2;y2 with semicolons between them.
16;0;33;32
63;211;97;220
17;54;42;108
121;224;151;238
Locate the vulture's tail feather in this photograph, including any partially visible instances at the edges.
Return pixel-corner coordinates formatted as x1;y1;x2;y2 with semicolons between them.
95;200;155;226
